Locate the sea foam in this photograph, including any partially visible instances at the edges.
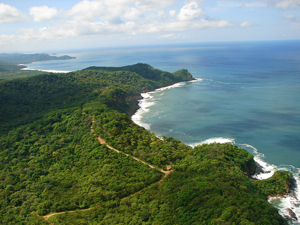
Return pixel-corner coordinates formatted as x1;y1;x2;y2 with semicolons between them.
239;143;276;180
131;96;155;130
21;67;71;73
239;143;300;223
189;137;235;147
132;78;203;131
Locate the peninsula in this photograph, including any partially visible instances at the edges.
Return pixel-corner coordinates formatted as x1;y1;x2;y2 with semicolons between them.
0;53;75;80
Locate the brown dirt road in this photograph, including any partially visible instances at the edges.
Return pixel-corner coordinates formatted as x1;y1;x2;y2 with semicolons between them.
42;118;172;224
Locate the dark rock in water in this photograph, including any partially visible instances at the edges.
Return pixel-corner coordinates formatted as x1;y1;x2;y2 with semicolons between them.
288;177;298;201
287;208;297;221
289;177;297;194
251;162;264;180
255;162;264;174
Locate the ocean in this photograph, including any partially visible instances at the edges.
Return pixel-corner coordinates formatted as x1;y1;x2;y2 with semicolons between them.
25;40;300;223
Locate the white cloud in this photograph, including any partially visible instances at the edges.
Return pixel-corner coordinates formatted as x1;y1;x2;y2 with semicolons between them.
135;0;176;11
0;0;251;49
15;20;138;41
68;0;104;21
0;34;16;46
221;2;267;7
121;36;132;40
101;0;133;6
0;3;28;23
283;14;295;18
240;21;253;27
262;0;300;9
157;33;187;39
169;10;176;17
242;2;268;7
283;13;300;22
158;33;175;38
29;6;58;22
177;1;205;22
12;15;235;43
67;0;140;24
157;10;167;19
67;0;175;23
124;8;144;20
144;19;234;33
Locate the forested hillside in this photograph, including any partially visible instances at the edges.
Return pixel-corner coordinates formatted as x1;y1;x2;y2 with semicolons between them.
0;63;292;224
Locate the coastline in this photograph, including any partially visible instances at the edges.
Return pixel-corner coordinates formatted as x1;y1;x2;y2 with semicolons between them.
2;43;300;224
131;78;202;128
130;78;300;223
15;54;77;74
21;66;71;73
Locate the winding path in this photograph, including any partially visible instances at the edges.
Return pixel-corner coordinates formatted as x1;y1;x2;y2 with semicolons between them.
42;118;172;224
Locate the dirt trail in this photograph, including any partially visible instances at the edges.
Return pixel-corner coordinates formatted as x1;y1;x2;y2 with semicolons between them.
42;118;172;224
90;119;162;171
43;208;93;225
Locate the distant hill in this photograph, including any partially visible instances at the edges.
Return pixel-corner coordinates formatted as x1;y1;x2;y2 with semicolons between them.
87;63;194;83
0;53;76;65
0;53;75;80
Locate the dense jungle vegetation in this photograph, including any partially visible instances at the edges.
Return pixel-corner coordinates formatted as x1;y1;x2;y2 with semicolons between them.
0;60;293;224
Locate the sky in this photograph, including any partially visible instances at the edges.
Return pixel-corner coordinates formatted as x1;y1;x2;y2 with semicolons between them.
0;0;300;52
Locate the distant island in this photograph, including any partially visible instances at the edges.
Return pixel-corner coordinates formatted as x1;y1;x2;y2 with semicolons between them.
0;53;76;65
0;53;75;80
0;61;293;224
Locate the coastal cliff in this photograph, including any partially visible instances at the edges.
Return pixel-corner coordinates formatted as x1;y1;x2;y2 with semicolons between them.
86;63;194;116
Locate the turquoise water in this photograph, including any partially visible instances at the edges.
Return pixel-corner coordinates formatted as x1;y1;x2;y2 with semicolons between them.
26;40;300;222
136;78;300;168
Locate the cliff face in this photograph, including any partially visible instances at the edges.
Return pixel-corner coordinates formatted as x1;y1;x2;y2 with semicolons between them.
99;63;195;116
108;94;142;117
244;156;257;177
125;95;142;117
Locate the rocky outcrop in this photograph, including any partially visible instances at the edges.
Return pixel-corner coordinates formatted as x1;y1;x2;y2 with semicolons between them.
125;95;143;117
287;208;297;221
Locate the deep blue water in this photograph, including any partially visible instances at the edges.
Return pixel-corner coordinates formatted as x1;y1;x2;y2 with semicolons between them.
26;40;300;221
